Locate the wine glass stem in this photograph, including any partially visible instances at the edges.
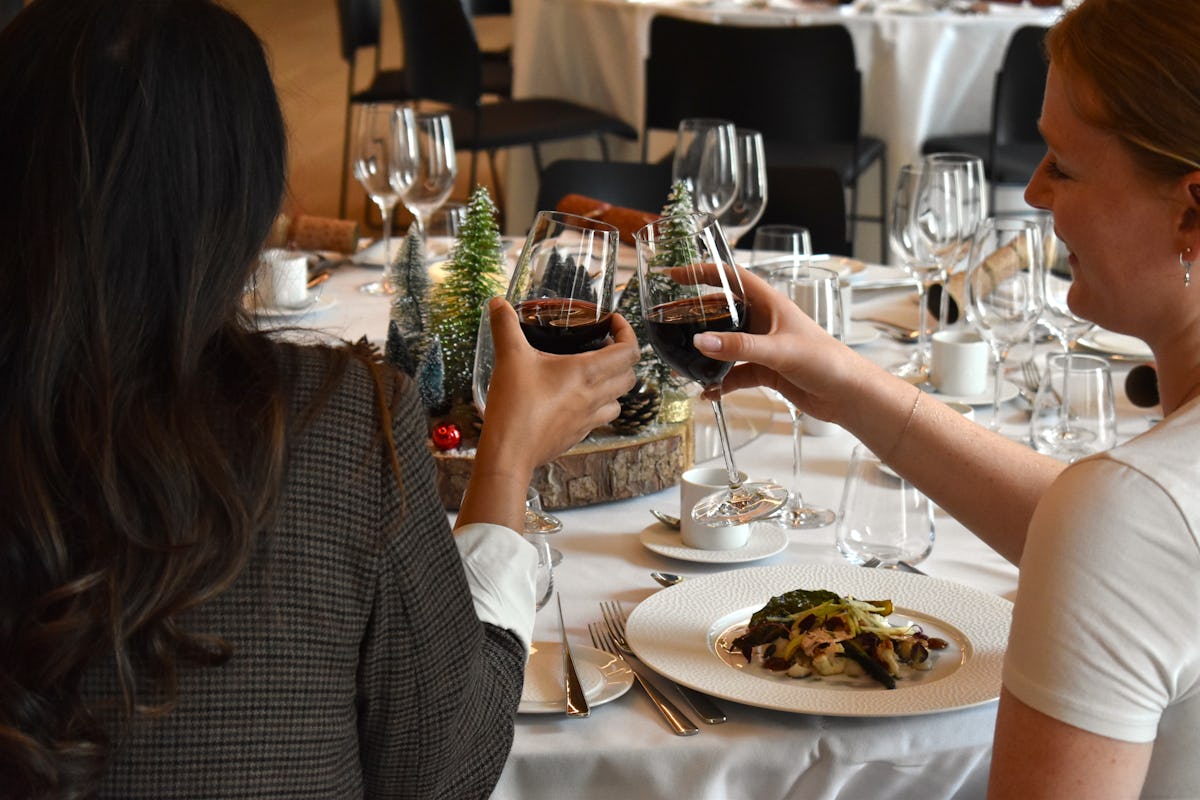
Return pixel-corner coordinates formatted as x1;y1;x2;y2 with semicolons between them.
410;210;426;235
709;398;743;490
990;351;1004;431
915;280;932;365
787;402;807;511
377;196;396;265
1060;349;1074;436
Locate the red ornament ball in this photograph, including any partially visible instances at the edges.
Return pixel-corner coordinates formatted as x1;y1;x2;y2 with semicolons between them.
432;422;462;451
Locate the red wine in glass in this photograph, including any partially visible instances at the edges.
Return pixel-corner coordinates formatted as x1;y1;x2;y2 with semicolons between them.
516;297;614;355
645;295;747;386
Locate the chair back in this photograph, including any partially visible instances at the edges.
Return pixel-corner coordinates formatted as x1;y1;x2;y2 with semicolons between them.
992;25;1049;148
394;0;482;107
752;166;851;256
335;0;383;65
466;0;511;14
536;159;673;214
644;18;862;148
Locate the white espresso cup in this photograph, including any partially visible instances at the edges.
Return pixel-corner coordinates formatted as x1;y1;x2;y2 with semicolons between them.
680;467;751;550
930;330;989;396
258;248;309;309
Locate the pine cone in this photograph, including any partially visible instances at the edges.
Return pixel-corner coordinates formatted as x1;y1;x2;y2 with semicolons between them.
611;379;662;435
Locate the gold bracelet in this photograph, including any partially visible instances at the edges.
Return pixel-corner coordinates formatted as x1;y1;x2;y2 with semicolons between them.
882;388;922;463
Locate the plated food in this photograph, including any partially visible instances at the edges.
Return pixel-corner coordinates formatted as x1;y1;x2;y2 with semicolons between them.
729;588;948;689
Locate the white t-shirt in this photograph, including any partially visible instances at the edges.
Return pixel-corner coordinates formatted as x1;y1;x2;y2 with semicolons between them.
1004;397;1200;798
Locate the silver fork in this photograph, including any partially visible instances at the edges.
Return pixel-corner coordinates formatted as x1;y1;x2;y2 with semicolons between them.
1021;358;1042;394
588;623;698;736
600;601;727;724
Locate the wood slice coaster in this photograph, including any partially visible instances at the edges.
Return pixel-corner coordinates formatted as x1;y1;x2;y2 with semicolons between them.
433;419;694;510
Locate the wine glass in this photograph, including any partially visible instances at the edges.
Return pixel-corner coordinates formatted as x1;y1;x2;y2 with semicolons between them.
767;264;843;529
353;103;406;295
390;110;457;235
718;129;767;247
888;163;961;381
635;211;787;525
835;445;934;568
672;118;739;216
748;224;811;279
923;152;988;329
506;210;620;355
525;487;560;605
964;217;1045;431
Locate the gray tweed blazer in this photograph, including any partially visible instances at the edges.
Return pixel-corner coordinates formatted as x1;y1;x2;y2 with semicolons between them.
87;344;524;799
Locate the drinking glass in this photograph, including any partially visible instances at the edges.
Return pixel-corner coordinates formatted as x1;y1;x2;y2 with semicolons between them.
888;163;960;381
923;152;987;329
672;118;739;216
965;217;1045;430
835;445;935;568
525;487;562;598
353;103;407;295
635;211;787;525
1031;353;1116;461
390;110;457;235
748;225;811;279
718;129;767;247
767;265;843;529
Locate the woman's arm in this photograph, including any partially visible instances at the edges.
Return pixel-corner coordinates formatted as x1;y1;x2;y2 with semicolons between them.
692;266;1063;564
989;688;1152;799
457;297;640;533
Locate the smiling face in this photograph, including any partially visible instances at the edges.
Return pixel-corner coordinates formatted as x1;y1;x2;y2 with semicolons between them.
1024;63;1194;341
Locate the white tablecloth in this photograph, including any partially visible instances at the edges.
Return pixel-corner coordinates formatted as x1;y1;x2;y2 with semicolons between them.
503;0;1061;243
263;257;1153;800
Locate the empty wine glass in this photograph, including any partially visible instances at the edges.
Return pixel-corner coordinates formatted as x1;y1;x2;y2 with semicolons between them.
923;153;987;329
835;445;934;568
888;163;959;381
525;487;561;602
390;110;457;235
767;264;843;529
718;129;767;247
965;217;1045;430
635;211;787;525
353;103;406;295
748;224;811;279
672;118;739;216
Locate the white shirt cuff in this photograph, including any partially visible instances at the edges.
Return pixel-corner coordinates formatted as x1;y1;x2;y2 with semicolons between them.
454;522;538;658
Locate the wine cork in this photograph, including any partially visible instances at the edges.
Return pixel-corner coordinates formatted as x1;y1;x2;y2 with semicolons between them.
289;214;360;254
556;193;612;219
943;236;1029;315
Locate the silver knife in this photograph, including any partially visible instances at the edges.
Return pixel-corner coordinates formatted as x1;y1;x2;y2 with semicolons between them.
556;594;590;718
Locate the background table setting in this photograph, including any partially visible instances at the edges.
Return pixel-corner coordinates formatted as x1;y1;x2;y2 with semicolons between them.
248;236;1155;799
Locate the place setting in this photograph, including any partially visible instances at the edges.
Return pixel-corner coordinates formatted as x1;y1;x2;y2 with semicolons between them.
245;247;337;319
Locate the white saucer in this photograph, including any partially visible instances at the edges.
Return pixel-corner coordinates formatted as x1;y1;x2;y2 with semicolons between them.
247;292;336;319
518;642;634;714
929;378;1020;407
639;521;789;564
1077;329;1152;360
844;321;880;347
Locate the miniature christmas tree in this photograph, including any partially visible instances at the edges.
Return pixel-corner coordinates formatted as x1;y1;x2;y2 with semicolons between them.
429;186;507;409
615;180;694;396
385;229;432;378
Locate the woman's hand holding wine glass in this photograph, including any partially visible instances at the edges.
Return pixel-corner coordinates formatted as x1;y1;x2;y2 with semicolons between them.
635;212;787;526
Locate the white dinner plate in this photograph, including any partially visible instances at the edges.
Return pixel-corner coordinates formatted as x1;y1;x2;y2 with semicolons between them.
844;321;880;347
1076;329;1153;361
625;563;1012;717
245;292;337;319
640;521;789;564
518;642;634;714
928;378;1019;407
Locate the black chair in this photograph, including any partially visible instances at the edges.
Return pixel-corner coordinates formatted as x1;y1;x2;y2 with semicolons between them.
642;17;887;260
750;165;851;257
535;159;673;216
921;26;1050;208
394;0;637;213
334;0;513;218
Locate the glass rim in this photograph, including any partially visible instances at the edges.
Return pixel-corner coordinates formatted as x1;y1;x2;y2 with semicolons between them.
530;208;619;237
1044;352;1111;372
765;263;840;282
632;210;719;244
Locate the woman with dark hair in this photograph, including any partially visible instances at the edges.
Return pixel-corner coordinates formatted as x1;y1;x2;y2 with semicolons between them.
0;1;638;798
690;0;1200;795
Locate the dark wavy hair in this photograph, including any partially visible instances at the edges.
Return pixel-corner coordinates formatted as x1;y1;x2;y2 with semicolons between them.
0;0;293;796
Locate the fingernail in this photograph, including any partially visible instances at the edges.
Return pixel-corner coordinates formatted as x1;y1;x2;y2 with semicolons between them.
694;333;721;352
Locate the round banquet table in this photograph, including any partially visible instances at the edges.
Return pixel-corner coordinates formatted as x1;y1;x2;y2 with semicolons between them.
257;252;1154;800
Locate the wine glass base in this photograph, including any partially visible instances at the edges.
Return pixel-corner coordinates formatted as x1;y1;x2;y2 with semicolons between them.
775;506;836;529
550;547;563;567
358;280;396;296
888;353;929;383
692;481;789;526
